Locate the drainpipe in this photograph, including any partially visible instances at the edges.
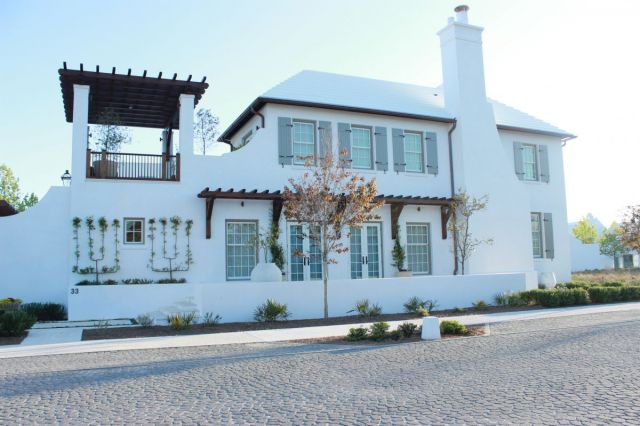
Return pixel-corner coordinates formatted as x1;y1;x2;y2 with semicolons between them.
250;107;265;129
448;119;459;275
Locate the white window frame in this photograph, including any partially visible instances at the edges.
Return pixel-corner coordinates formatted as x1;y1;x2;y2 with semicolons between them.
225;220;258;281
239;130;253;148
404;131;424;173
406;223;431;275
292;120;316;165
123;218;145;245
350;125;373;169
521;143;539;181
531;212;544;258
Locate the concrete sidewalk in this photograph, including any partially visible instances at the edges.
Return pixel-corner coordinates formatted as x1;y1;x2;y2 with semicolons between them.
1;301;639;359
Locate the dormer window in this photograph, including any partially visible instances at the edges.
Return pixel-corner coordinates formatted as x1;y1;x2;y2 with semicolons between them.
292;120;315;165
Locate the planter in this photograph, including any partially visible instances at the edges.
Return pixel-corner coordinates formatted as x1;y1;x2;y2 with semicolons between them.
93;159;119;178
538;271;557;288
395;270;413;278
250;262;282;282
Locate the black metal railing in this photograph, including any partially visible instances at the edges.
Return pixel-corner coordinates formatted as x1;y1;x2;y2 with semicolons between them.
86;150;180;181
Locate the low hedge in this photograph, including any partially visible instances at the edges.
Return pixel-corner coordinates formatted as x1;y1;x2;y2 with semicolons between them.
0;311;36;337
21;303;67;321
520;288;589;307
587;285;640;303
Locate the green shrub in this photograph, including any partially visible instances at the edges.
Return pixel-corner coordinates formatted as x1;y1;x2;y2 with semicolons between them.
103;279;118;285
0;311;37;337
202;312;222;326
350;299;382;317
472;300;489;311
76;280;100;286
388;330;401;341
0;297;22;305
587;286;623;304
397;322;418;338
526;289;589;307
122;278;154;285
20;303;67;321
538;283;547;290
440;320;467;335
254;299;290;322
600;281;624;288
157;278;187;284
620;286;640;301
166;312;197;330
493;293;508;306
403;297;437;315
346;326;368;341
136;314;154;328
369;321;390;341
453;307;465;313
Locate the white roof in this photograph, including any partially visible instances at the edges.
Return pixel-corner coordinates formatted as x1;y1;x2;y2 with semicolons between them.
262;70;572;137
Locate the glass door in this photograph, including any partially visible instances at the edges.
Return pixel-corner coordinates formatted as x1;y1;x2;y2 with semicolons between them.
288;223;323;282
350;223;382;279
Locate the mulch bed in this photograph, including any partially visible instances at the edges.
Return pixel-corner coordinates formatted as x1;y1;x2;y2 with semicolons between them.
82;303;510;342
0;335;26;346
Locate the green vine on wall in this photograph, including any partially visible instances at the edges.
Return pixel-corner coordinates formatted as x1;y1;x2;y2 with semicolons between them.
148;216;193;280
71;216;121;283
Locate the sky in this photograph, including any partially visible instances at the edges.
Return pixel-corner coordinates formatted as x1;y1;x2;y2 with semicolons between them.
1;0;639;225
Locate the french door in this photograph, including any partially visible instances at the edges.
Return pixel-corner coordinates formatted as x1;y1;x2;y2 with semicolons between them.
350;223;382;279
288;224;323;281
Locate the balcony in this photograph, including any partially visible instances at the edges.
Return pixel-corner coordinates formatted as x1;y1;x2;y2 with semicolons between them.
86;150;180;181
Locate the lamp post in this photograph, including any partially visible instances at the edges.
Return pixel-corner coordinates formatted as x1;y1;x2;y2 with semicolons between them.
60;170;71;186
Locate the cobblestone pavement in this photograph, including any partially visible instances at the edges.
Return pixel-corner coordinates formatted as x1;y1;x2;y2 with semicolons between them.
1;310;640;425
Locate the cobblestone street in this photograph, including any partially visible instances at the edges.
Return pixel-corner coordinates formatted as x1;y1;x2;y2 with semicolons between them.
1;310;639;425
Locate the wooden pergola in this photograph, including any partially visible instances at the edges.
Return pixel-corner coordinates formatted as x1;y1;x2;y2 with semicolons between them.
197;188;453;240
59;63;209;129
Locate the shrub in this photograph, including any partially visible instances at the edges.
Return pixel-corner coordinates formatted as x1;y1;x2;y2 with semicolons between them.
403;296;436;315
472;300;489;311
166;312;197;330
369;321;390;341
388;330;401;341
507;292;529;307
538;283;547;290
202;312;222;326
21;303;67;321
122;278;154;285
350;299;382;317
157;278;187;284
600;281;624;288
0;311;36;337
136;314;154;328
493;293;508;306
76;280;100;286
103;279;118;285
415;307;430;317
397;322;418;338
526;289;589;307
0;297;22;305
254;299;290;322
587;286;623;304
453;307;465;313
346;326;368;341
620;286;640;301
440;320;467;335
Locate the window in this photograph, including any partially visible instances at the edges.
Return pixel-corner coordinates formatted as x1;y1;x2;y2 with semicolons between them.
124;218;144;244
406;223;431;274
351;126;372;169
531;213;543;258
292;121;315;165
239;130;253;148
522;144;538;181
226;221;258;280
404;132;424;173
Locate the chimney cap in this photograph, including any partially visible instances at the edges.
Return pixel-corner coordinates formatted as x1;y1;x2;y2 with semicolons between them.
454;5;469;12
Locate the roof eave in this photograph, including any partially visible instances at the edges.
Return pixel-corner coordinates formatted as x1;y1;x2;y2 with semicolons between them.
497;124;576;140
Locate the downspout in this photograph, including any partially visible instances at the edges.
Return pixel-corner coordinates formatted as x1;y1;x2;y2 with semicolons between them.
250;107;265;129
448;119;459;275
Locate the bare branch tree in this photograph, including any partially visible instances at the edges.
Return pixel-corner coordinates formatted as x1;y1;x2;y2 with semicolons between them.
448;190;493;275
283;138;383;318
620;205;640;257
194;108;220;155
93;108;131;152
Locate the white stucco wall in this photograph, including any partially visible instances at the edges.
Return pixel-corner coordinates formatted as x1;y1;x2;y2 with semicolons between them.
569;236;613;272
0;187;71;304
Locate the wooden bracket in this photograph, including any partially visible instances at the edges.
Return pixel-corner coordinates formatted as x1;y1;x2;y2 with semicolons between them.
272;198;283;225
205;197;215;239
390;203;406;239
441;205;453;239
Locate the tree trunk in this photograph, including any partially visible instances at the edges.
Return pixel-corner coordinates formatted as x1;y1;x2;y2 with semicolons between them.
322;227;329;319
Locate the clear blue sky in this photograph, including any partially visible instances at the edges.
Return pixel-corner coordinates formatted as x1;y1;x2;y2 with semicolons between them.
1;0;638;225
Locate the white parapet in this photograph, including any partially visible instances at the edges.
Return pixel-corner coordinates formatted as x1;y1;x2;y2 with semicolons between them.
421;317;441;341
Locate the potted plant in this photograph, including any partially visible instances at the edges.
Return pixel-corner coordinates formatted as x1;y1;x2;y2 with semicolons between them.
249;228;283;282
0;297;23;313
392;225;412;277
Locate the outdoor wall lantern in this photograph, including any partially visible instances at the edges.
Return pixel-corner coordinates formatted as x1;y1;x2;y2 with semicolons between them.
61;170;72;186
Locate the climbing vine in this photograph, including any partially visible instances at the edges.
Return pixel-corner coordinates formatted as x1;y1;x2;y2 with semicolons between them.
71;216;120;283
148;216;193;280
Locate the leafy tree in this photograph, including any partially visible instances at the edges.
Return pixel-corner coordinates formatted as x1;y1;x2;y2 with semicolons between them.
572;216;598;244
620;206;640;255
92;108;131;152
283;139;383;318
448;190;493;275
391;225;407;272
599;222;630;268
194;108;220;155
0;164;38;212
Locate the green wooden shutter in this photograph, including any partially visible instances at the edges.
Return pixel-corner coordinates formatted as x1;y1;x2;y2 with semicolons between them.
278;117;293;165
338;122;352;167
318;121;332;160
538;144;550;183
425;131;438;175
374;126;388;171
392;128;405;172
513;142;524;180
544;212;554;259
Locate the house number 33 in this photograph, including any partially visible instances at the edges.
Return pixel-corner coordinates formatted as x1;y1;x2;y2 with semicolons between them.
70;288;79;294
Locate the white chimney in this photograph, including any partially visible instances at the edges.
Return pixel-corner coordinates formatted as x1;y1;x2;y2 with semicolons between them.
454;4;469;24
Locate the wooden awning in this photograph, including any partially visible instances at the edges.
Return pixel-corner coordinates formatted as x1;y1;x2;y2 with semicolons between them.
197;188;453;240
59;63;209;129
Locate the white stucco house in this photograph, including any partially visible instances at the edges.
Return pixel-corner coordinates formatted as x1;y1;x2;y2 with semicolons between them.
0;7;575;322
